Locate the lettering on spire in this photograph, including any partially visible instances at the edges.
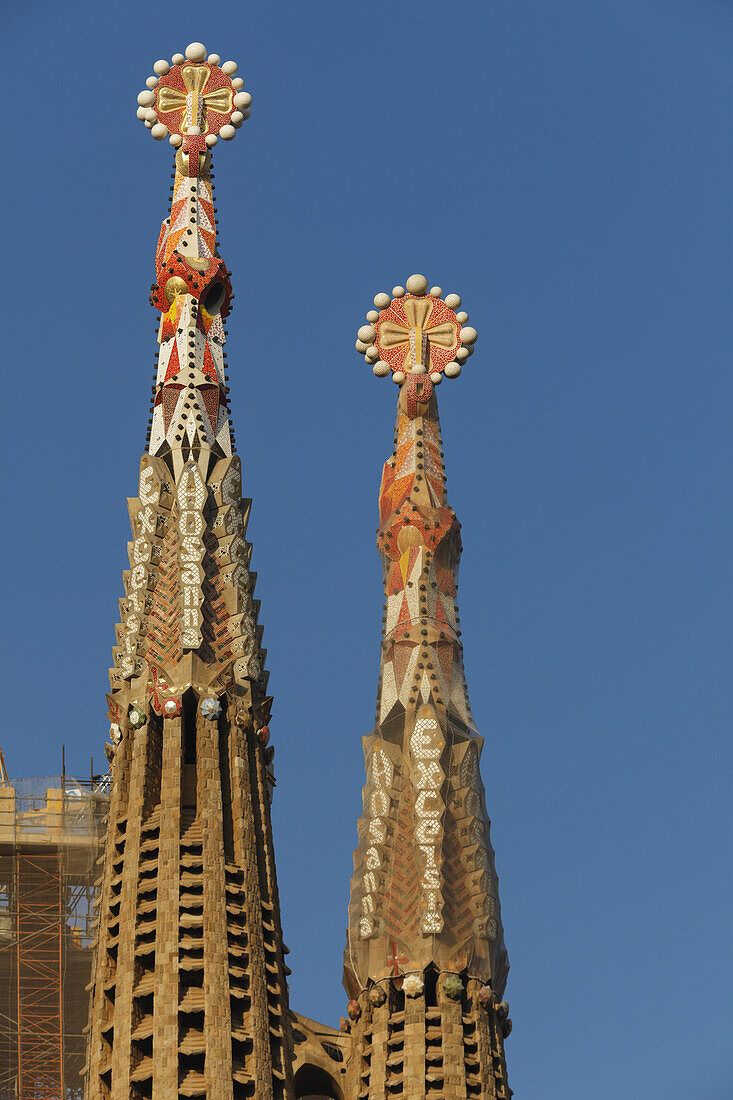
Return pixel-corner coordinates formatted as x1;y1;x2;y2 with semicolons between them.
176;460;206;649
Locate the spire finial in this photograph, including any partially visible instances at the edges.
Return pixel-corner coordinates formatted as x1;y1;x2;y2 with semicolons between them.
136;43;252;171
355;274;478;407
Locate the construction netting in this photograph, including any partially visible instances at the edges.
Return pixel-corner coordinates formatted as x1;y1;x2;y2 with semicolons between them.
0;775;108;1100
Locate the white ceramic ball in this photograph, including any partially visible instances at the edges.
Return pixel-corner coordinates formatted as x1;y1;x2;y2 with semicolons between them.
430;286;443;298
154;59;170;76
455;346;469;362
460;325;478;345
171;53;185;65
219;124;236;140
455;311;468;324
146;76;159;89
145;108;157;122
188;125;201;135
240;108;251;120
136;106;147;120
145;119;153;129
373;361;390;376
232;77;244;89
169;133;182;146
233;92;252;109
222;61;238;75
393;371;406;384
207;53;221;65
374;292;391;309
186;42;207;61
365;345;379;362
355;339;369;353
366;310;379;323
151;123;169;140
444;362;461;378
357;324;376;344
405;273;428;295
205;133;218;147
411;363;426;374
231;111;244;127
444;293;461;310
392;285;405;298
137;90;156;106
430;372;442;384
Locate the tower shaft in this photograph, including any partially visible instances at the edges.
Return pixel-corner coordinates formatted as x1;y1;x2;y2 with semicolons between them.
343;281;512;1098
84;47;293;1100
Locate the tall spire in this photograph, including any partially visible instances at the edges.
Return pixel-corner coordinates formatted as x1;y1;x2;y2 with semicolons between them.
342;275;512;1098
85;44;295;1100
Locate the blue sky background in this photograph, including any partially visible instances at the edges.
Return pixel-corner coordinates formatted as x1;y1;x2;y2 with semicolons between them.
4;1;732;1096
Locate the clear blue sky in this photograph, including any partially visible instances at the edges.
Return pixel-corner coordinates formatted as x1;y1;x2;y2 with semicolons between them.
4;1;731;1096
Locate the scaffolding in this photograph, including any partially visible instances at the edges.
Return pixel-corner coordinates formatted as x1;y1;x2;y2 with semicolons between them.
0;765;108;1099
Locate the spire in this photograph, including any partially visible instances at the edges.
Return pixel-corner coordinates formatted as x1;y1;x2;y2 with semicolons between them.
85;45;295;1100
342;276;512;1099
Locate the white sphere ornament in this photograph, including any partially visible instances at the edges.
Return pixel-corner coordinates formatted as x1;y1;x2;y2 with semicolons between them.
455;346;469;363
136;106;147;120
366;310;379;323
137;89;156;106
444;293;461;310
145;108;157;122
393;371;406;384
146;76;159;89
169;133;182;146
357;324;376;344
355;339;369;353
153;59;171;76
460;325;478;345
144;119;153;129
234;91;252;109
205;133;218;147
444;361;462;378
430;286;443;298
455;311;468;324
232;77;244;89
219;124;236;140
365;345;379;362
222;60;238;76
171;53;185;65
430;372;442;384
374;292;391;309
392;285;405;298
188;124;201;135
185;42;207;61
373;360;390;377
151;123;169;140
207;53;221;65
411;363;426;374
405;273;429;296
240;108;251;120
231;111;244;127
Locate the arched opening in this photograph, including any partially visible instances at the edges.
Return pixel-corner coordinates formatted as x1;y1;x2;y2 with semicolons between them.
293;1062;343;1099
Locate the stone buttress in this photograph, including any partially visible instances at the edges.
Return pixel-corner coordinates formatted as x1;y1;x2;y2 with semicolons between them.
342;276;513;1099
84;44;294;1100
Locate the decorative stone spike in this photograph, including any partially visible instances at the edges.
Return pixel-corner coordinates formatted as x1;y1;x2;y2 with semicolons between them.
343;282;511;1099
85;49;295;1100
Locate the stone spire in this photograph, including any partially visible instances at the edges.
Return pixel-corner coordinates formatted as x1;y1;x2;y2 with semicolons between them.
85;44;295;1100
342;275;512;1098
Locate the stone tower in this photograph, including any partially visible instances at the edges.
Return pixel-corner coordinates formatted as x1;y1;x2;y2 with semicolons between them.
342;276;513;1098
84;44;295;1100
